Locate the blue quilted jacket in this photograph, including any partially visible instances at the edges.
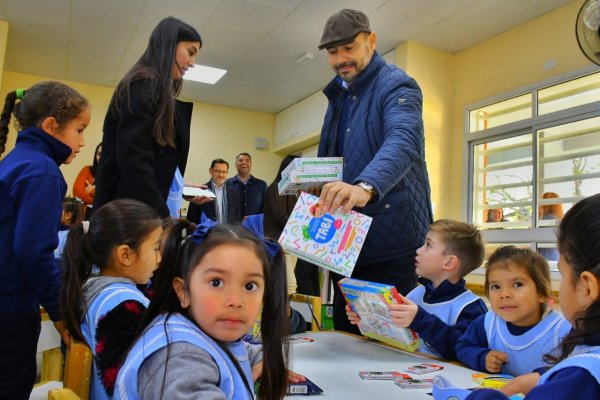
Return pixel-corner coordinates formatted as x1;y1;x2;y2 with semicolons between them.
318;51;433;264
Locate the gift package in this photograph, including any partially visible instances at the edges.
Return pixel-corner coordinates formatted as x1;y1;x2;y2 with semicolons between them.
278;192;371;277
278;157;343;195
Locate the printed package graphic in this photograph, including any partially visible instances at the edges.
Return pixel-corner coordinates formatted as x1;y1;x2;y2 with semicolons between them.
278;192;371;277
278;157;343;195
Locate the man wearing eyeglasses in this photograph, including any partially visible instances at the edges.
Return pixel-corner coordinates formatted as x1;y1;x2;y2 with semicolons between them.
186;158;241;224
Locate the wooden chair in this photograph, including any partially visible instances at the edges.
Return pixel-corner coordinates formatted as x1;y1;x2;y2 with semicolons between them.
48;388;81;400
61;341;92;400
290;293;322;332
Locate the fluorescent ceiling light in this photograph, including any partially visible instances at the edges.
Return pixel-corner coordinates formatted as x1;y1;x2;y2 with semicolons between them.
184;65;227;84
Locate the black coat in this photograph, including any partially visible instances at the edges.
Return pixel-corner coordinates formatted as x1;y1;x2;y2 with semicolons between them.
94;79;192;218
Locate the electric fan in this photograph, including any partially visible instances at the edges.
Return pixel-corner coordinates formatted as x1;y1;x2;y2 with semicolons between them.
576;0;600;65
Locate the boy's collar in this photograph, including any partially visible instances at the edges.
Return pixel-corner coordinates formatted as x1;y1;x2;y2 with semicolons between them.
418;276;466;292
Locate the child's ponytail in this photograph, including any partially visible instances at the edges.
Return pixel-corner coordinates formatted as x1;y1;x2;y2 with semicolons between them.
0;90;19;156
60;199;161;342
257;247;289;400
60;222;94;342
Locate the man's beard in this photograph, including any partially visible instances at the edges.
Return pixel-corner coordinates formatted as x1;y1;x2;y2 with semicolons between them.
335;61;358;82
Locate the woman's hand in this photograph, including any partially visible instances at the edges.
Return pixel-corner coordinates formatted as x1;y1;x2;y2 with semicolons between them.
84;179;94;194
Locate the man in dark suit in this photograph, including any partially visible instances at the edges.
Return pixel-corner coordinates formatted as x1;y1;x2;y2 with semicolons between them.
186;158;241;224
226;152;268;221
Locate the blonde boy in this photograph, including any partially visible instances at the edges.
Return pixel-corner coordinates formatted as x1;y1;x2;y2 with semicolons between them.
347;219;487;360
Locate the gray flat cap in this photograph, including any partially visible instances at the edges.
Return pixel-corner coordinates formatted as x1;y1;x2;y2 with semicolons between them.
318;9;371;50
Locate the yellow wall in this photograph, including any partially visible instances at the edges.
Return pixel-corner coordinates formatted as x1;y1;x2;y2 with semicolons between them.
1;0;590;219
0;21;8;85
0;71;280;197
447;0;589;218
396;42;454;219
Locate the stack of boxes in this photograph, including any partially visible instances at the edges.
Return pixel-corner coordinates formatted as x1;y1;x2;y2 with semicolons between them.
278;157;343;195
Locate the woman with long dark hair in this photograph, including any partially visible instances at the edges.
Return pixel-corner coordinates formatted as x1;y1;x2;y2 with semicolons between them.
94;16;206;218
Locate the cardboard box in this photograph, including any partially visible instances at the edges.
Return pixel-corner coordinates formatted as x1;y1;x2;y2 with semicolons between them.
339;277;420;352
278;192;371;277
278;157;343;195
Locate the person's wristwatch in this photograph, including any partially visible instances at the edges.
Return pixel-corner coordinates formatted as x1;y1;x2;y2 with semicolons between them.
356;181;376;201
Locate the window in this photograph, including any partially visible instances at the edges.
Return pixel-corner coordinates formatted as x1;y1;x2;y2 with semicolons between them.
466;67;600;273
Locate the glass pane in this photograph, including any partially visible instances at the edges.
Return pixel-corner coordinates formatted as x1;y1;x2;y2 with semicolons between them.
537;243;559;272
483;243;531;265
472;135;533;229
537;116;600;226
538;72;600;115
469;94;532;133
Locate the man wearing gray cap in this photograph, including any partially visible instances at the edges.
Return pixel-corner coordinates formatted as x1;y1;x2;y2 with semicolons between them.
316;9;433;334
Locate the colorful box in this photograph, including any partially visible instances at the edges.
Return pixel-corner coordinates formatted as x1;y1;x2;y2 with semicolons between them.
394;378;434;389
278;157;343;195
358;371;411;380
278;192;371;277
339;277;420;352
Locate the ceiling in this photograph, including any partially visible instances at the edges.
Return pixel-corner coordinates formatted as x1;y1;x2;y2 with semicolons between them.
0;0;575;114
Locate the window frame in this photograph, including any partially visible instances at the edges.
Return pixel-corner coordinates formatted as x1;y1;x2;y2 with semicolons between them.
462;65;600;278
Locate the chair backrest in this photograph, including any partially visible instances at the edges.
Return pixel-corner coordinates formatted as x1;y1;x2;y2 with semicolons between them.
290;293;322;332
48;388;82;400
62;341;92;400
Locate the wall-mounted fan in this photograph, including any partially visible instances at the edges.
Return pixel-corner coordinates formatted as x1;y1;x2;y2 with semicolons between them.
576;0;600;65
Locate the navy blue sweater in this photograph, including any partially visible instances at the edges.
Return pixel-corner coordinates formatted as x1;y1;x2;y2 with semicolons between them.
466;368;600;399
0;127;71;320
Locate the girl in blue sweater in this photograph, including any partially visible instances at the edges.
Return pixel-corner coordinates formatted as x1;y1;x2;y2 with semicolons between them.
459;193;600;399
0;82;89;399
456;246;570;376
60;199;163;399
115;217;289;400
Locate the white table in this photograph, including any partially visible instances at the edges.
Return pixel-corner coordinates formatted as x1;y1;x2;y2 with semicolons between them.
287;332;478;399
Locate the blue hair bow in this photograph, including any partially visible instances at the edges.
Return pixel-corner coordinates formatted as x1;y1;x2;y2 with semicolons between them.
188;213;280;260
242;214;281;260
189;213;218;244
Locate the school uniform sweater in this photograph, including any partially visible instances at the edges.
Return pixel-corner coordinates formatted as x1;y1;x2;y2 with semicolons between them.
0;127;71;320
407;277;487;360
115;313;262;400
81;276;149;398
456;310;571;376
465;345;600;399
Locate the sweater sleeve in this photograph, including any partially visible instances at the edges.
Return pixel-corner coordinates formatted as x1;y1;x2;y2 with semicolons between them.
465;367;600;400
13;175;63;320
72;166;94;205
113;80;169;217
409;299;487;361
246;342;263;366
455;313;491;372
94;299;147;395
138;342;227;400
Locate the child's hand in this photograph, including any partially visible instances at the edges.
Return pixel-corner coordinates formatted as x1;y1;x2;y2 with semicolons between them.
485;350;508;373
500;372;540;396
346;304;360;325
53;320;71;346
388;295;418;327
252;361;263;381
287;370;306;383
